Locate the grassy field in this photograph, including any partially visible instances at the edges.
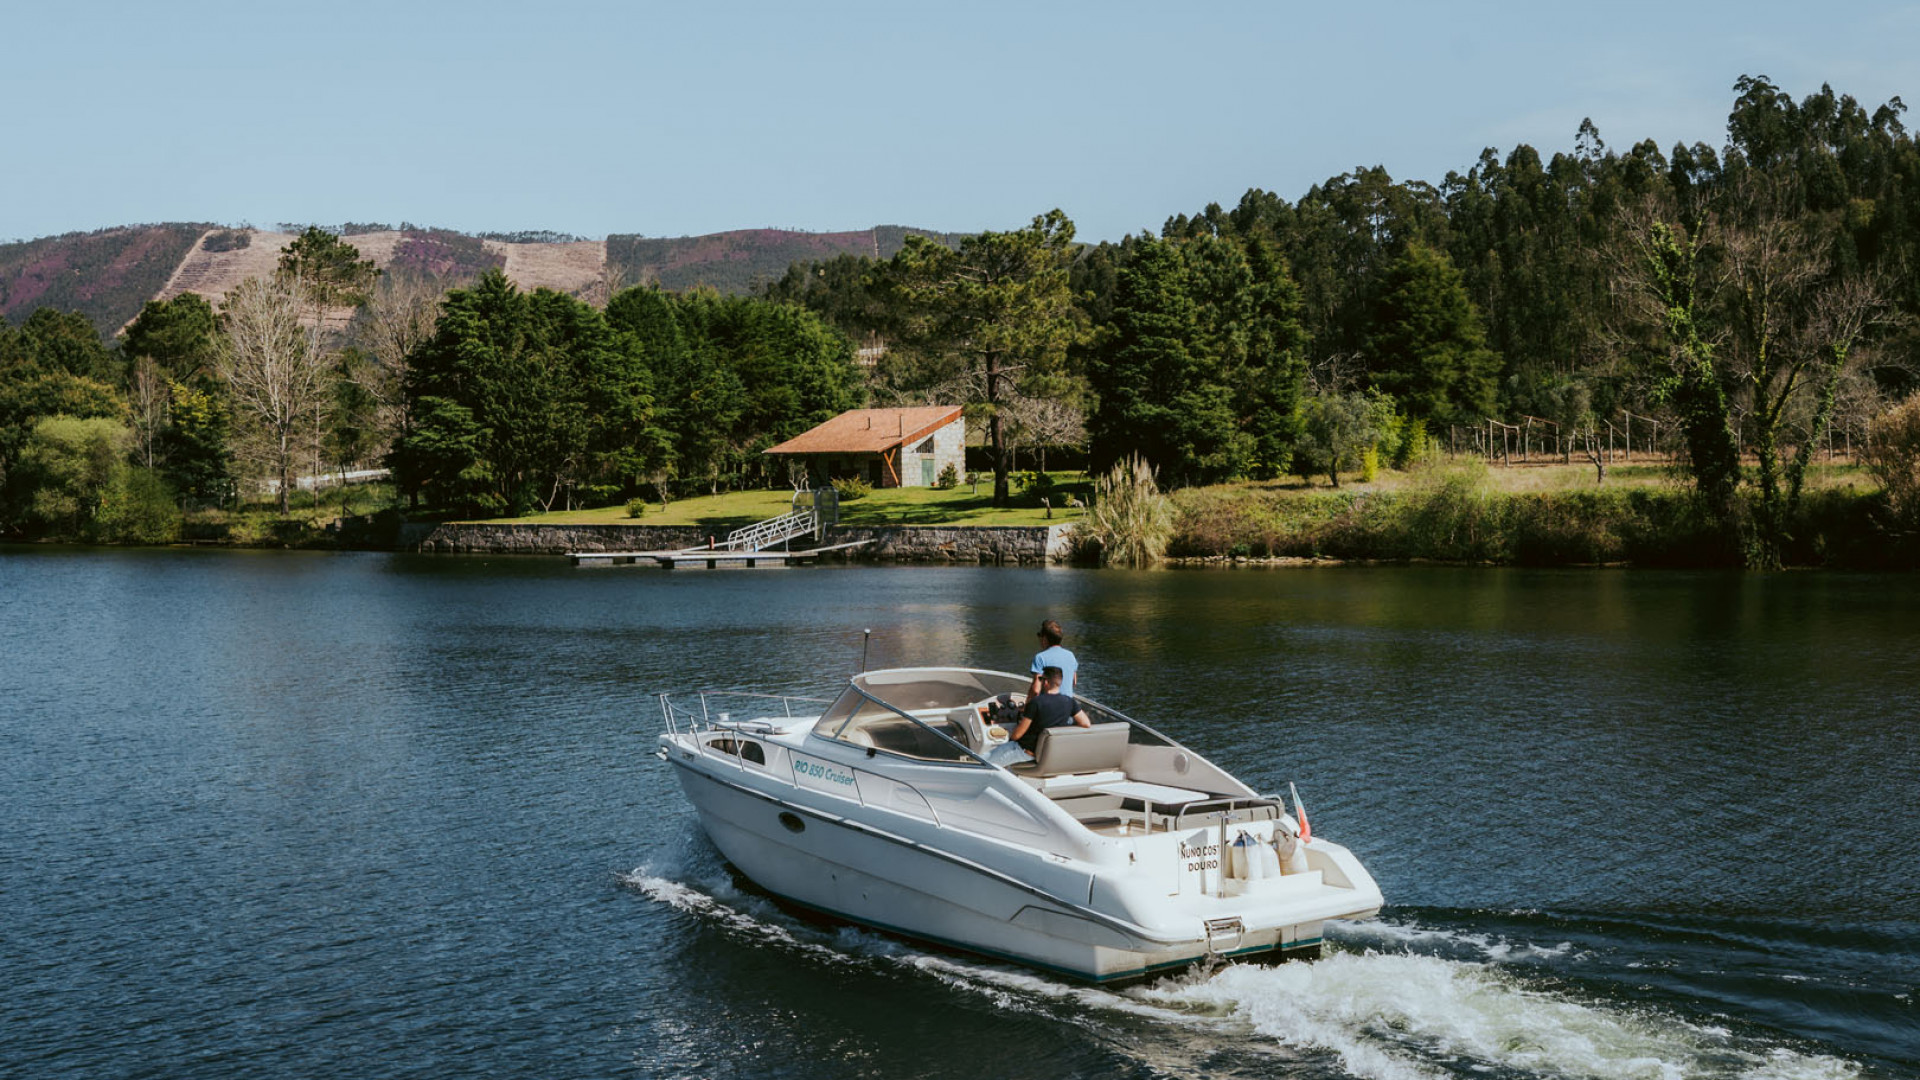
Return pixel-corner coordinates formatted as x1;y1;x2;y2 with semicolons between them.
467;474;1098;530
466;457;1878;533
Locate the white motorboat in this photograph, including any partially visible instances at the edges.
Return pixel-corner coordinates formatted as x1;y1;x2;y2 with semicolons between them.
656;667;1383;984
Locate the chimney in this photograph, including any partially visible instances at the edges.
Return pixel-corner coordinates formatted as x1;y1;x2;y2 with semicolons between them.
866;415;872;429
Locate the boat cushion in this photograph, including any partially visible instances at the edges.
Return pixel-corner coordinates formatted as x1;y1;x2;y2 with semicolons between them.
1026;722;1130;777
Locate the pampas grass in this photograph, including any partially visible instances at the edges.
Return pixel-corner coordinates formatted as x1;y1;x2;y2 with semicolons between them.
1085;455;1173;567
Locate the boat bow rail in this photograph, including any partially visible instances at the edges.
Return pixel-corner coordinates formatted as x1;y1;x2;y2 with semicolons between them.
658;689;830;737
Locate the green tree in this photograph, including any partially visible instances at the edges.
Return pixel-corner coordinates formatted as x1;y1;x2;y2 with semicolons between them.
394;270;668;514
1087;236;1246;484
121;293;219;382
0;318;125;531
1295;390;1393;488
277;227;380;308
889;210;1080;504
16;308;117;384
17;415;127;538
1635;221;1743;516
1367;241;1499;426
161;380;234;506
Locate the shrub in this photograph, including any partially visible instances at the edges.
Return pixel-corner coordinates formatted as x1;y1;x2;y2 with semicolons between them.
1083;455;1173;567
202;228;252;253
625;497;648;519
1020;470;1057;499
1393;418;1430;469
1865;396;1920;530
1360;446;1380;483
935;462;959;490
99;468;183;544
831;476;872;501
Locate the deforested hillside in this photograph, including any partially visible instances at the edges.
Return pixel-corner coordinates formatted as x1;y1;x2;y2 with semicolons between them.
1;222;961;335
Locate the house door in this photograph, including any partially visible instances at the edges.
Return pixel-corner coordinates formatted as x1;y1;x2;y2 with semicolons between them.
920;457;936;486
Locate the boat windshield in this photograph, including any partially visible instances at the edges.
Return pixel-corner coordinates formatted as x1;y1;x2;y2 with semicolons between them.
812;668;1032;765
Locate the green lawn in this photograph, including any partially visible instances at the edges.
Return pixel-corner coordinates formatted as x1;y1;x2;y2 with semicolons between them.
467;474;1095;530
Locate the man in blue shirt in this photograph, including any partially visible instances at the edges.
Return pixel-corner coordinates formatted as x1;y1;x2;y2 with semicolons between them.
1008;666;1091;753
1029;618;1078;697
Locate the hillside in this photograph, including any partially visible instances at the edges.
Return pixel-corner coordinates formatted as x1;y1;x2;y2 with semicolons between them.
607;225;966;294
0;222;958;336
0;225;209;334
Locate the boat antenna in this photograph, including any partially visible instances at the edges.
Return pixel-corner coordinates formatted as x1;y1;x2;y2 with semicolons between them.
860;629;872;673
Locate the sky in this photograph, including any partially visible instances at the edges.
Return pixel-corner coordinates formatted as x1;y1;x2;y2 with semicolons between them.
5;0;1919;245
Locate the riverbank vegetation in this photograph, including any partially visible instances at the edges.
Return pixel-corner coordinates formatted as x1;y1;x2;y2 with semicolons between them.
4;75;1920;567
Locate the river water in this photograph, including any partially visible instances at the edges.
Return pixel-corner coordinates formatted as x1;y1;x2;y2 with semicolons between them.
3;548;1915;1080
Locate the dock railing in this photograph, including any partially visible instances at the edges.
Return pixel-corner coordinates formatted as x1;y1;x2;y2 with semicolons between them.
722;509;817;552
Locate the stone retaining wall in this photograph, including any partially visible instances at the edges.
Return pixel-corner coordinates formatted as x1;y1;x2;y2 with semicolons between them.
409;521;1079;563
822;524;1076;564
412;523;711;555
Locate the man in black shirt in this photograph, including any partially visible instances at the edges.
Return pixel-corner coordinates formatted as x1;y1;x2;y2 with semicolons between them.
1008;666;1091;754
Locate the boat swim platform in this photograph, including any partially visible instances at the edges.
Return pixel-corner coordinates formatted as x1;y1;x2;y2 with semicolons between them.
568;539;875;569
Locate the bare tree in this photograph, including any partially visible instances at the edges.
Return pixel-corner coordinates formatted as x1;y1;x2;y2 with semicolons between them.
217;277;333;513
128;356;169;470
1003;394;1086;472
1611;185;1885;560
351;271;445;462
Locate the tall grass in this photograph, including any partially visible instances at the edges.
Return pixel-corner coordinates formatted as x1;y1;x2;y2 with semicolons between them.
1160;460;1910;567
1084;455;1174;567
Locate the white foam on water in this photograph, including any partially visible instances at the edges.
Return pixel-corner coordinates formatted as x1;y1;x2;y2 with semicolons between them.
621;868;866;971
624;874;1871;1080
1131;951;1865;1080
1344;917;1583;964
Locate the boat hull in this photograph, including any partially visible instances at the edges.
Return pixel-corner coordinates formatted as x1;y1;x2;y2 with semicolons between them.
673;761;1320;983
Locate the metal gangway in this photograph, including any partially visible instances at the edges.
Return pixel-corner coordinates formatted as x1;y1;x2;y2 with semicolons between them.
722;488;839;552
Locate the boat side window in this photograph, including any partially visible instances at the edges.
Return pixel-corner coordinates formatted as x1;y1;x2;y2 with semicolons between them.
708;737;767;765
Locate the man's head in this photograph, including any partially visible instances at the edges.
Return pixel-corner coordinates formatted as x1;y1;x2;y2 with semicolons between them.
1037;619;1064;647
1040;665;1064;691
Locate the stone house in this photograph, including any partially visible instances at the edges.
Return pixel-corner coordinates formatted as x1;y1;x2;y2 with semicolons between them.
764;406;965;488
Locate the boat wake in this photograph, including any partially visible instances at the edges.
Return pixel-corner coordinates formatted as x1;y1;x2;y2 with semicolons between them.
622;868;1879;1080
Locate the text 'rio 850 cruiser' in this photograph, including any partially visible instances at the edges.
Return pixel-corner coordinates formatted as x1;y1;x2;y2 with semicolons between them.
656;666;1382;984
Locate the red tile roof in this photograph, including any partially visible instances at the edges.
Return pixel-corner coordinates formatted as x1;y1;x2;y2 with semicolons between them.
764;407;964;456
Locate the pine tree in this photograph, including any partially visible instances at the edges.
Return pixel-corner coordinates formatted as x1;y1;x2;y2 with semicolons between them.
1367;241;1499;425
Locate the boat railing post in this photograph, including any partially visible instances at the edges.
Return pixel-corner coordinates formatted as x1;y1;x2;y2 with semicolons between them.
699;694;712;731
659;693;674;735
1218;817;1229;898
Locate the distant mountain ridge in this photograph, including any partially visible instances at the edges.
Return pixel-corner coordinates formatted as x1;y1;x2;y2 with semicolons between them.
0;222;963;336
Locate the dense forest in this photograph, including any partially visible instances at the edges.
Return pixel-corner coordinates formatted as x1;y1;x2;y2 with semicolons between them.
4;76;1919;564
764;76;1920;562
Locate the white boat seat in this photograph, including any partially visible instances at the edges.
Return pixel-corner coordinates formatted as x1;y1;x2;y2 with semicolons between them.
1019;722;1131;778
